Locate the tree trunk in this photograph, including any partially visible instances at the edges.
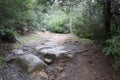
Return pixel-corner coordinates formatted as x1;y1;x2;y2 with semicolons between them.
104;0;112;39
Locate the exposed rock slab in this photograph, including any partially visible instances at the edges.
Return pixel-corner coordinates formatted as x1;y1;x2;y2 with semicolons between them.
16;54;47;73
36;45;72;59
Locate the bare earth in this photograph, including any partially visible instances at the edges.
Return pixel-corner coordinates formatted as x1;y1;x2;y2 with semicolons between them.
0;32;119;80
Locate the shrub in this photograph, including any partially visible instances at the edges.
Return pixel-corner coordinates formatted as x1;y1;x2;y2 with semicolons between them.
0;57;5;68
45;10;69;33
0;28;18;43
103;36;120;67
72;16;93;39
72;1;105;40
104;36;120;56
0;0;35;42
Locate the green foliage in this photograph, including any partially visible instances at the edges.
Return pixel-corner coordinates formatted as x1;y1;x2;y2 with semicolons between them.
104;36;120;56
71;2;92;39
0;0;35;24
72;15;94;39
0;28;18;43
0;0;36;42
72;1;105;39
31;3;50;31
0;0;118;43
103;36;120;67
0;56;6;68
46;10;69;33
110;24;120;37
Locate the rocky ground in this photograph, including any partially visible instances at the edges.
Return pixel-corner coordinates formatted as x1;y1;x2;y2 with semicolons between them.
0;32;119;80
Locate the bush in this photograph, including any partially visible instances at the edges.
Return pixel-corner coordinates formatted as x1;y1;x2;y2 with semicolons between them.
0;57;5;68
103;36;120;67
0;28;18;43
45;10;69;33
72;17;93;39
104;36;120;56
0;0;35;42
72;1;105;40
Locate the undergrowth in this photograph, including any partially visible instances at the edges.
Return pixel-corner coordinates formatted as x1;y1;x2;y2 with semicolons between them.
103;36;120;68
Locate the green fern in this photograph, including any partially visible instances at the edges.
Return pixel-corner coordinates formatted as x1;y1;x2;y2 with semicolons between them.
103;36;120;67
103;36;120;57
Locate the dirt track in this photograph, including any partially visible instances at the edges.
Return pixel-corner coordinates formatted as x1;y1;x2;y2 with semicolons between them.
0;32;119;80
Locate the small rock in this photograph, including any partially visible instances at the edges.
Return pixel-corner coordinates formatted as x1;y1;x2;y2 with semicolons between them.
12;49;24;55
5;53;17;63
44;58;52;64
6;57;16;63
44;54;56;60
56;66;64;72
35;46;53;51
38;71;48;79
22;47;29;51
58;72;66;79
32;71;48;79
64;54;74;58
35;46;43;51
17;54;47;73
74;41;80;43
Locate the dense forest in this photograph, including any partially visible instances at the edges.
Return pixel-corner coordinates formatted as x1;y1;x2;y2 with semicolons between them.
0;0;120;80
0;0;119;39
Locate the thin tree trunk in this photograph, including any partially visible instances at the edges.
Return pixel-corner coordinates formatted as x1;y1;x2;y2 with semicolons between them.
69;17;73;33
